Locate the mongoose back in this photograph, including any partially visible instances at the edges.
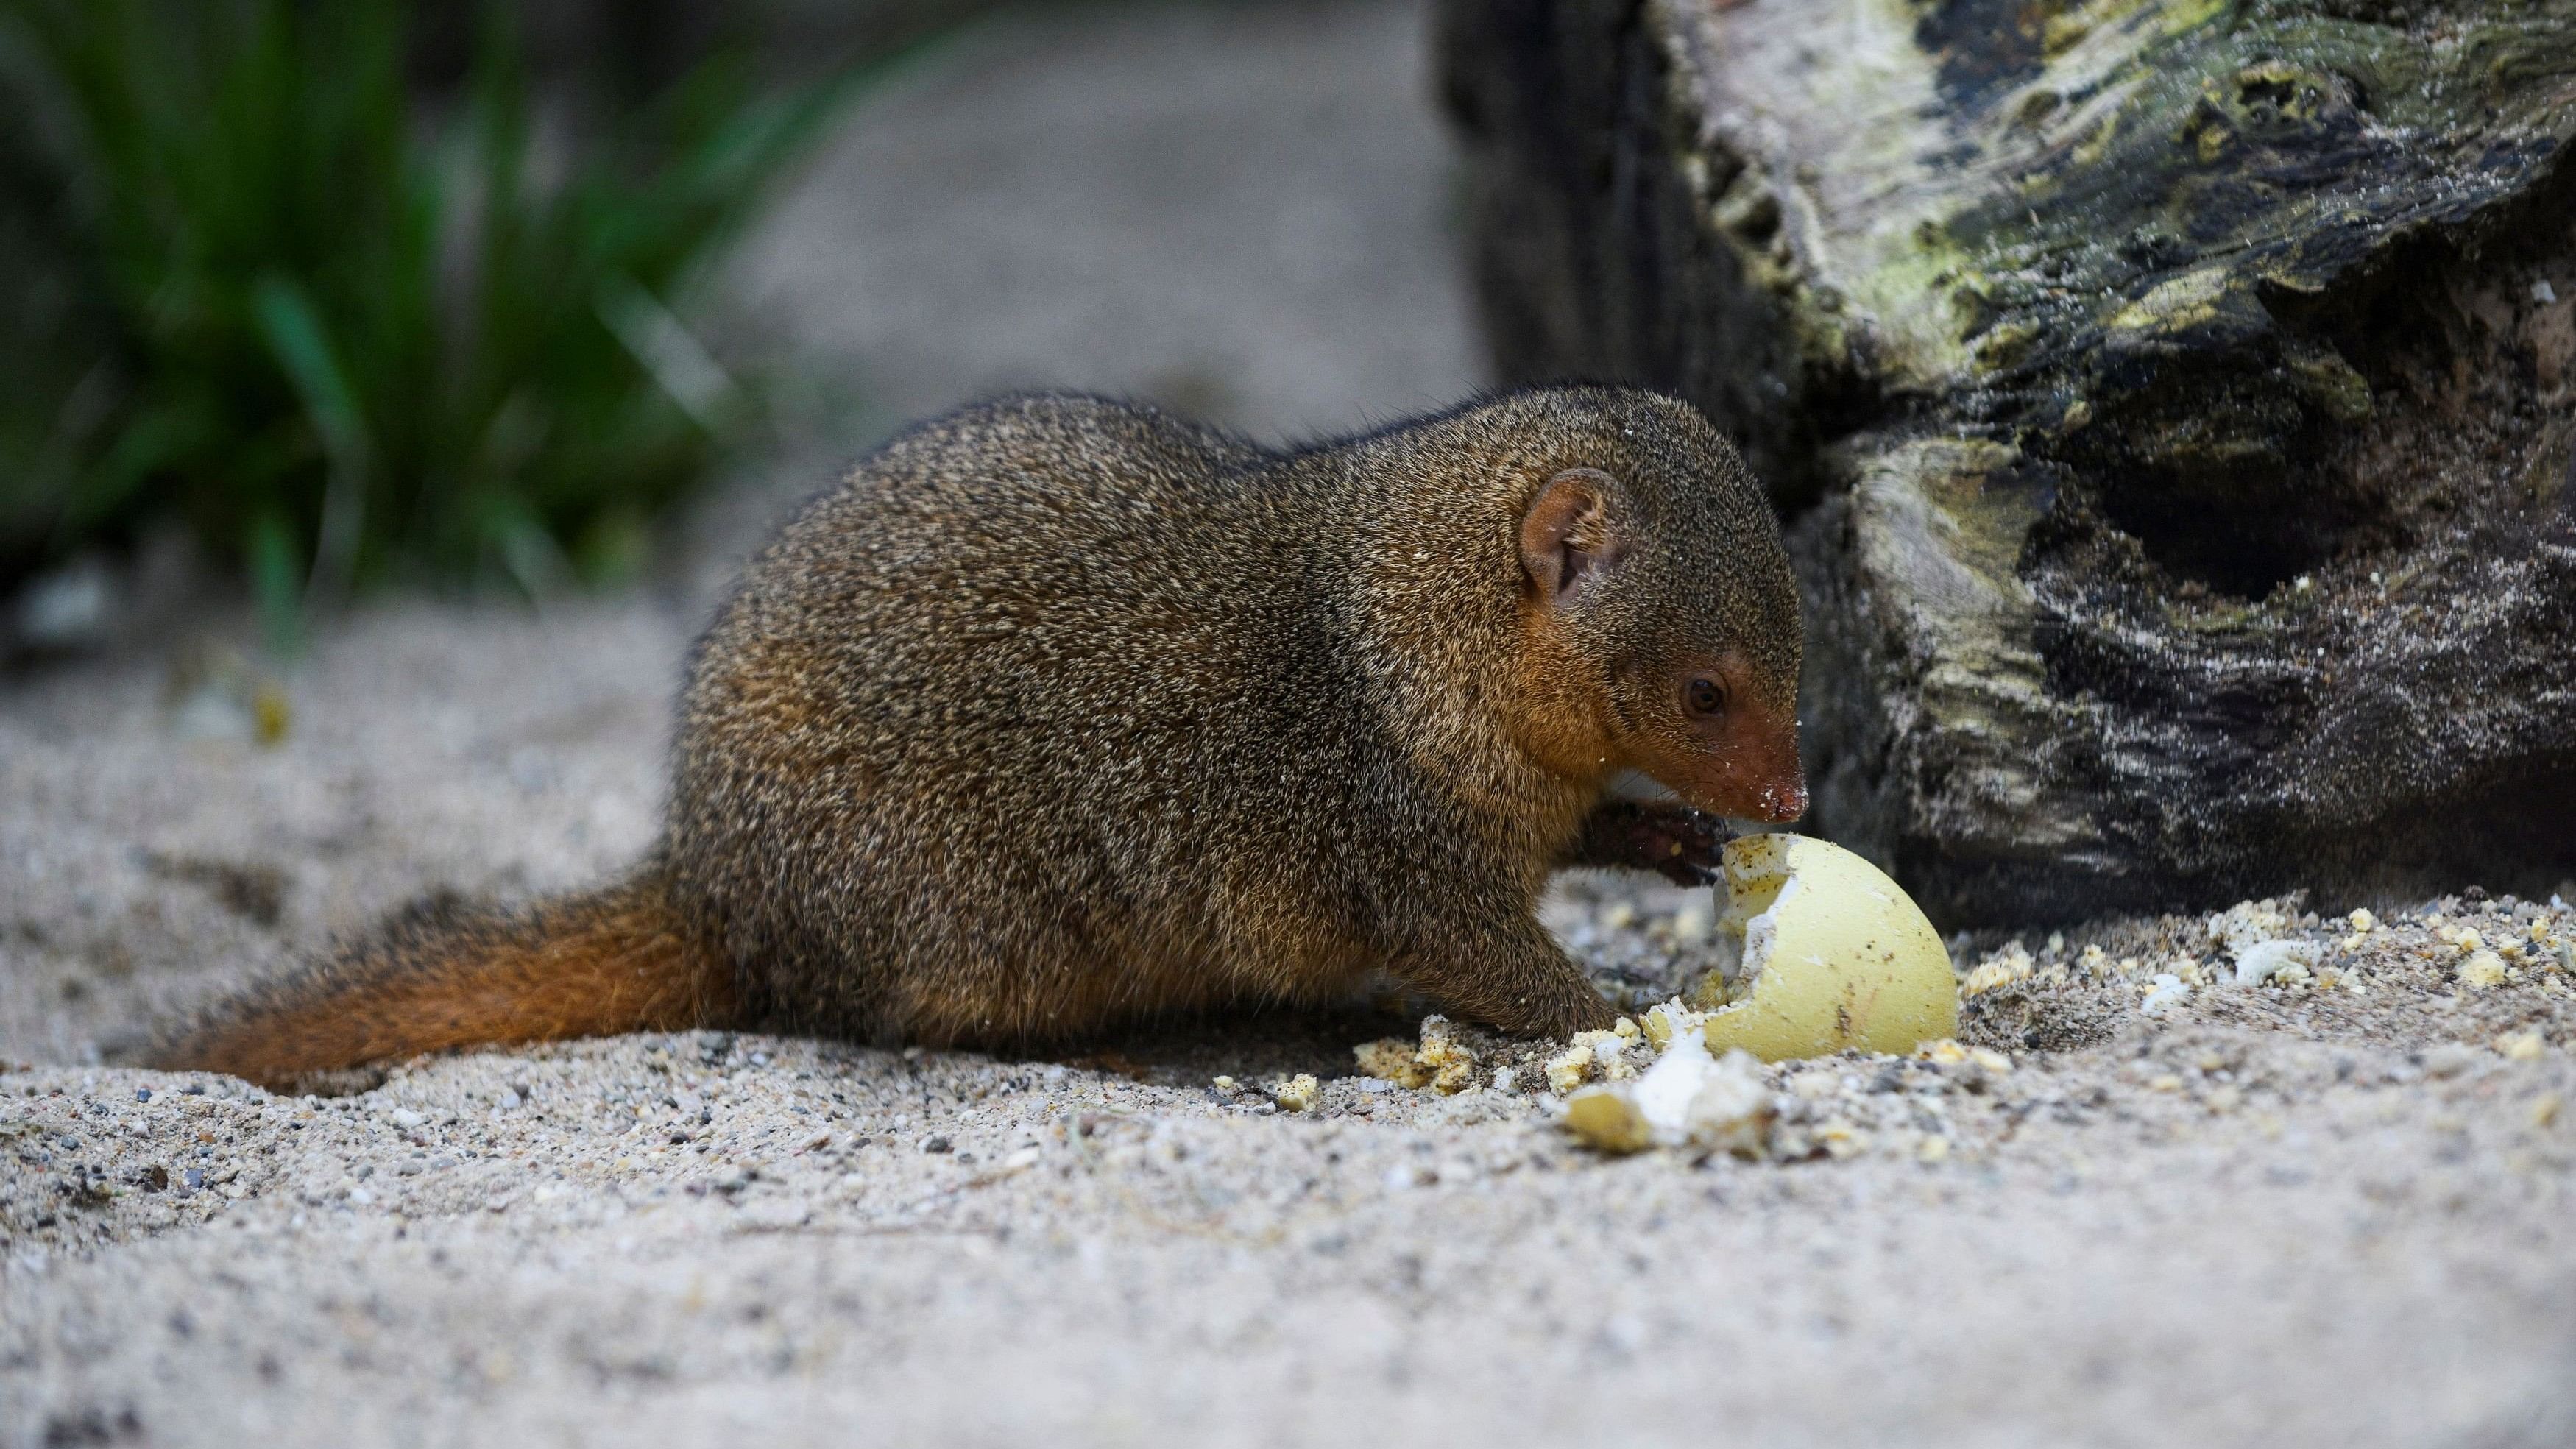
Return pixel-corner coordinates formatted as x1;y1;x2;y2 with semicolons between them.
148;387;1807;1087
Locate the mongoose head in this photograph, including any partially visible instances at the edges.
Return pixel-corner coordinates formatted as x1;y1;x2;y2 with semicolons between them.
1503;390;1806;823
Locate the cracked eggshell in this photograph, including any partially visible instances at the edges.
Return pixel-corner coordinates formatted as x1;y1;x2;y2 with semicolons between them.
1687;833;1956;1061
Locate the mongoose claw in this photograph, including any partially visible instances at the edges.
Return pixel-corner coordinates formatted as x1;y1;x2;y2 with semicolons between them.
1574;800;1729;887
1643;814;1726;888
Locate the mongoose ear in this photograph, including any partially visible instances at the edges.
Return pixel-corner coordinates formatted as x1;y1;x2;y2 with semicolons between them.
1519;469;1625;606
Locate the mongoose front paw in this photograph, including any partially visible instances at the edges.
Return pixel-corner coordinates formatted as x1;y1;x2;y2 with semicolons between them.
1579;801;1729;887
1540;994;1622;1038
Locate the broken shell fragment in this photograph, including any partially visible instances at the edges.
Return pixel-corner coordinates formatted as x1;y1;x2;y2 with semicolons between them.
1685;833;1957;1061
1544;1041;1596;1094
1354;1038;1421;1085
1273;1074;1320;1113
1562;1087;1655;1153
2233;939;2318;986
2457;951;2508;989
1544;1026;1644;1093
1353;1016;1482;1094
1561;1026;1774;1155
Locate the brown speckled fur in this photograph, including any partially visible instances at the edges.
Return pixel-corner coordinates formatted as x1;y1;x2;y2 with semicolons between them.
149;387;1801;1086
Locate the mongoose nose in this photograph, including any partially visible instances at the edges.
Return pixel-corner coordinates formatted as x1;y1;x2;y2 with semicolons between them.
1761;782;1808;822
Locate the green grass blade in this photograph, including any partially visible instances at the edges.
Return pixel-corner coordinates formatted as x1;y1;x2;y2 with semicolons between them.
1;0;913;606
244;504;301;656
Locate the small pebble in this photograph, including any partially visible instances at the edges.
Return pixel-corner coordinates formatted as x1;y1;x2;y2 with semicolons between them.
2423;1044;2481;1079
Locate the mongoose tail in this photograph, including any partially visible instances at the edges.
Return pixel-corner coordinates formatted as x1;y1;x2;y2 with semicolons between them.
146;870;735;1090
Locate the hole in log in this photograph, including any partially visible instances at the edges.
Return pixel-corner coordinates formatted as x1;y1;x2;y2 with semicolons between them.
2092;457;2366;602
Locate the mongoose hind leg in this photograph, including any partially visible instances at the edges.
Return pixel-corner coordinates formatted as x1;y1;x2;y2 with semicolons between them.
1563;800;1729;887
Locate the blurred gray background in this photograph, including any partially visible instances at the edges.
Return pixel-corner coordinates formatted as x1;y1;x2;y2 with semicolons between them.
733;0;1489;446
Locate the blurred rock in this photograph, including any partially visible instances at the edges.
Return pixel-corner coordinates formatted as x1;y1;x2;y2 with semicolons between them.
11;556;116;654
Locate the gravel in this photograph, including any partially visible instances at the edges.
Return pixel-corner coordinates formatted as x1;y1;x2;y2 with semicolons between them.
5;910;2574;1446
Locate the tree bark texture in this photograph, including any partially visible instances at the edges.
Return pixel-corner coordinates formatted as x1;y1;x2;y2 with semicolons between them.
1441;0;2576;925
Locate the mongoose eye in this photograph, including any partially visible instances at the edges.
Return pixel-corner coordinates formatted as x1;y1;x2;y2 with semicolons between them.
1685;677;1727;718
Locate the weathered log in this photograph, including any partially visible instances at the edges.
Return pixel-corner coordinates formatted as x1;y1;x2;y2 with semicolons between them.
1441;0;2576;924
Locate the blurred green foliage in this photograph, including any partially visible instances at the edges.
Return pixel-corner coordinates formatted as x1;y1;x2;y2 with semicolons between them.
0;0;853;645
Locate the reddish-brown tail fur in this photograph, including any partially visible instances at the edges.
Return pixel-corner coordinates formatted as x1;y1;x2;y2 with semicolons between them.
146;869;737;1090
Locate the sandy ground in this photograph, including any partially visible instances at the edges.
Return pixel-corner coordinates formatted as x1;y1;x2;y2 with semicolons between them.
8;3;2576;1446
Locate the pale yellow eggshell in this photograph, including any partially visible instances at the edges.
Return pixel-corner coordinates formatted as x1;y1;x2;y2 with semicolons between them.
1688;833;1956;1061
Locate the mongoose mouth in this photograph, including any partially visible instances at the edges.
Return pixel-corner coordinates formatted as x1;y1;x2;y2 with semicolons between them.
1713;698;1807;823
1686;778;1808;825
1629;698;1806;824
1608;760;1805;825
1604;768;1682;803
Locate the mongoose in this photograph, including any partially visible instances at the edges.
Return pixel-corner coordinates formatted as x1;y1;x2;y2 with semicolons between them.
146;386;1807;1088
